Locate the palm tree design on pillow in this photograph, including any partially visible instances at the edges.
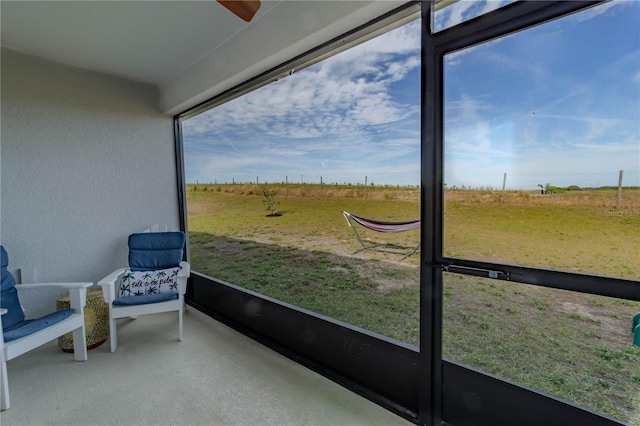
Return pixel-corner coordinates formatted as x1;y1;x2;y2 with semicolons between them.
168;268;180;292
155;270;168;293
119;271;135;296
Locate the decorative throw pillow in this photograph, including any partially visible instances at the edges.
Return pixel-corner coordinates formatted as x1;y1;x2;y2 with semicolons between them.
118;267;180;298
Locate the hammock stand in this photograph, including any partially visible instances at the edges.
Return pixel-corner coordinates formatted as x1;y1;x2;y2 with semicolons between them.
342;211;420;260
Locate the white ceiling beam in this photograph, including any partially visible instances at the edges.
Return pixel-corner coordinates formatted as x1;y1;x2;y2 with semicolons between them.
160;1;405;116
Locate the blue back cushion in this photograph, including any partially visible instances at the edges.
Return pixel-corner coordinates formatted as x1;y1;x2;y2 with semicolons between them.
1;246;26;330
128;232;185;271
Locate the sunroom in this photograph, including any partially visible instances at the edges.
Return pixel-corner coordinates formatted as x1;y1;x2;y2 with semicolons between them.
1;1;639;425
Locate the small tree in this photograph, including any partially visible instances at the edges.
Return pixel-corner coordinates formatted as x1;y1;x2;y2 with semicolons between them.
538;183;551;194
537;183;560;194
261;186;280;216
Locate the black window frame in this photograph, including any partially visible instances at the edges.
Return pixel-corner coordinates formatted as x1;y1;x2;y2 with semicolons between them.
429;0;639;301
175;1;638;425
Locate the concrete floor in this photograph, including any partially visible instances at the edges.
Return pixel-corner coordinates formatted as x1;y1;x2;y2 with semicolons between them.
1;307;413;425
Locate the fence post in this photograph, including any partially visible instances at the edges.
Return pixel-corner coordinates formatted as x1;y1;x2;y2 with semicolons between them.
365;175;368;199
501;172;507;203
616;170;624;210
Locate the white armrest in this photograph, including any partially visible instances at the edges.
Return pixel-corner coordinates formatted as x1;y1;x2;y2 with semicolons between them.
98;268;126;303
17;282;91;312
178;261;190;295
17;282;92;289
179;261;190;276
98;268;126;286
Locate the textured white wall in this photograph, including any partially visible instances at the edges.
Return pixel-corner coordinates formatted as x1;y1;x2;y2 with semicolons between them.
1;48;179;315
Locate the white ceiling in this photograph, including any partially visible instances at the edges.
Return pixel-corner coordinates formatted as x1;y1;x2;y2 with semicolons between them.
1;0;283;85
1;1;406;114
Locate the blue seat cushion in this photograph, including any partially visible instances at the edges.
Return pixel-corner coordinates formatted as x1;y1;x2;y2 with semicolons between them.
128;232;185;271
1;245;26;330
3;309;75;342
113;293;178;306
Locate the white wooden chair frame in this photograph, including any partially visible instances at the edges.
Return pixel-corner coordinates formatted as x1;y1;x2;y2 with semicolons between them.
1;282;91;410
99;261;190;352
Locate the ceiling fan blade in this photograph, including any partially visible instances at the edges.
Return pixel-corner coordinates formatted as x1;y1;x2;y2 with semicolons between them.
217;1;261;22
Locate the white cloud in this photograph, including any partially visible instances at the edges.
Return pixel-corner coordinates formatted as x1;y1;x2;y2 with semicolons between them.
566;0;626;23
185;20;421;142
444;95;498;154
571;141;640;153
185;2;638;188
434;0;516;32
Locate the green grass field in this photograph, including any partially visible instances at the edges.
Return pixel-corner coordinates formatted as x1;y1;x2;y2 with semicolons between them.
187;183;640;424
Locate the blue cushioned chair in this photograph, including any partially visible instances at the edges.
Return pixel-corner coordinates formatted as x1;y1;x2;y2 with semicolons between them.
1;245;91;410
98;232;190;352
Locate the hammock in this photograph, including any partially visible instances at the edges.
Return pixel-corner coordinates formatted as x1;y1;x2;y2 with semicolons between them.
342;211;420;259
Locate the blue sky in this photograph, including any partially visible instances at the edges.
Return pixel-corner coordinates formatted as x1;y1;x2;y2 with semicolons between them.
183;0;639;190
